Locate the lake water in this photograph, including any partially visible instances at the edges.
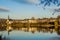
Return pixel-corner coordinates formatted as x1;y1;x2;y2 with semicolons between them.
0;30;60;40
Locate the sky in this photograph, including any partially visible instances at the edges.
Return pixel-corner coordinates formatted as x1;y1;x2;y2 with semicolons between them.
0;0;59;19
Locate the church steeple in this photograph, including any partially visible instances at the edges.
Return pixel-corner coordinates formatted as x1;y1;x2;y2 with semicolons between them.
8;15;10;20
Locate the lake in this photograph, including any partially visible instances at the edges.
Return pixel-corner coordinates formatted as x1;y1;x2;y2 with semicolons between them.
0;27;60;40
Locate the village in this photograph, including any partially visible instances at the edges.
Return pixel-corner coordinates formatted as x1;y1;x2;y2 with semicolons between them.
0;15;60;31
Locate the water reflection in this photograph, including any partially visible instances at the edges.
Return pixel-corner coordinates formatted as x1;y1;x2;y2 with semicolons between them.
2;31;59;40
14;27;56;34
5;27;60;35
0;27;60;40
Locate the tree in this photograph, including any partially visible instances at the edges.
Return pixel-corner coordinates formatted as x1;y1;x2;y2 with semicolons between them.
40;0;60;6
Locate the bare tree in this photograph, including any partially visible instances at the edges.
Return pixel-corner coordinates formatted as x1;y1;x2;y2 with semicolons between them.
40;0;59;6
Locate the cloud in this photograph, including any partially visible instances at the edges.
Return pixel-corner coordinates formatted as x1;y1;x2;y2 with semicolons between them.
12;0;40;5
0;6;9;12
27;0;40;4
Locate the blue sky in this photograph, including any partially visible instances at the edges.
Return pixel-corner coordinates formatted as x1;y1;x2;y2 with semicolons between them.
0;0;59;19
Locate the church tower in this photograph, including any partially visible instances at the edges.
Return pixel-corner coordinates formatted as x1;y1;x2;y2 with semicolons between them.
8;15;10;20
6;15;12;31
